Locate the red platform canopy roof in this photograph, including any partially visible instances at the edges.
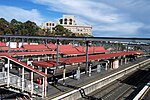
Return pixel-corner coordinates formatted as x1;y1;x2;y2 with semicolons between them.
0;51;57;57
32;60;56;68
0;42;6;47
47;44;108;55
32;51;144;68
23;44;51;51
0;47;24;51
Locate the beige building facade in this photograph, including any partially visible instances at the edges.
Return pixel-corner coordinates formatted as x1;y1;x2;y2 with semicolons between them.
41;15;92;35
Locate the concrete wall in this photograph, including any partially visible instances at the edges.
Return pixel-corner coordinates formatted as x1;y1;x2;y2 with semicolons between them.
52;59;150;100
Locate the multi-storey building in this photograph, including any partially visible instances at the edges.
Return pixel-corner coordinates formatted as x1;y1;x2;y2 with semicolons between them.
41;15;92;35
41;21;56;32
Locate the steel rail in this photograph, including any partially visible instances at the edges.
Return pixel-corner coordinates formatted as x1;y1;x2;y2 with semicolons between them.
0;35;150;42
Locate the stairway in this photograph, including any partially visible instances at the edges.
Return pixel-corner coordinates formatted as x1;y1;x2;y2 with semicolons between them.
0;72;43;97
0;54;47;99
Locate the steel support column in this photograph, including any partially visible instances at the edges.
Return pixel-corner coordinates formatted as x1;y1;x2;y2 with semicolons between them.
22;67;25;92
7;58;10;87
38;57;40;61
104;60;109;70
8;37;11;56
63;65;66;84
42;77;45;98
56;39;59;69
72;40;75;47
31;66;34;96
105;63;108;70
111;60;113;69
126;44;129;52
85;41;89;74
2;66;5;72
121;58;123;65
22;38;24;48
89;63;92;76
76;67;80;80
7;37;11;85
125;58;127;64
45;68;47;97
116;42;118;52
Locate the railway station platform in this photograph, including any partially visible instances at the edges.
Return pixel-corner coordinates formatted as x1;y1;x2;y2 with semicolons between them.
45;57;148;100
0;36;149;100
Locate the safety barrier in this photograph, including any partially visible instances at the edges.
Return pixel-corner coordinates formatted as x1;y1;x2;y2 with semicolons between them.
0;72;43;96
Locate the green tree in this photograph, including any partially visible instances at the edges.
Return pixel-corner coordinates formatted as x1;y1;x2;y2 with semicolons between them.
23;20;40;36
10;19;23;35
53;25;75;36
54;25;65;36
0;18;12;35
0;18;94;37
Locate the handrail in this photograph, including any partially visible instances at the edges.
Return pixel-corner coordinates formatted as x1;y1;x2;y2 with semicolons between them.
0;72;43;96
0;55;47;77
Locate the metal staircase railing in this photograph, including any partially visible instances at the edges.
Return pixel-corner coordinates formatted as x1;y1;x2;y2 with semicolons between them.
0;72;43;96
0;72;7;85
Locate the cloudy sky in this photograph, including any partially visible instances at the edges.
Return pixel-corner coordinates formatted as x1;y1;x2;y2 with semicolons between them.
0;0;150;37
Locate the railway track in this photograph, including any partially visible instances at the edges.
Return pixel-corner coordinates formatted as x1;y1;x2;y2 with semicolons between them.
115;70;150;100
87;63;150;100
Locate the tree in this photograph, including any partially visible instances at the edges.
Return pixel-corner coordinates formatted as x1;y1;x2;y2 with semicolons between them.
23;20;40;35
10;19;23;35
54;25;65;35
0;18;11;35
0;18;94;37
53;25;76;37
0;18;46;36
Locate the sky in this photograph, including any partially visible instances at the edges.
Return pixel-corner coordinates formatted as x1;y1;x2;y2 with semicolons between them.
0;0;150;38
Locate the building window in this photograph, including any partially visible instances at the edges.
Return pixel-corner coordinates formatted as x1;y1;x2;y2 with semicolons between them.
52;23;55;26
46;23;48;26
69;19;72;25
59;19;63;24
49;23;51;26
64;18;67;24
